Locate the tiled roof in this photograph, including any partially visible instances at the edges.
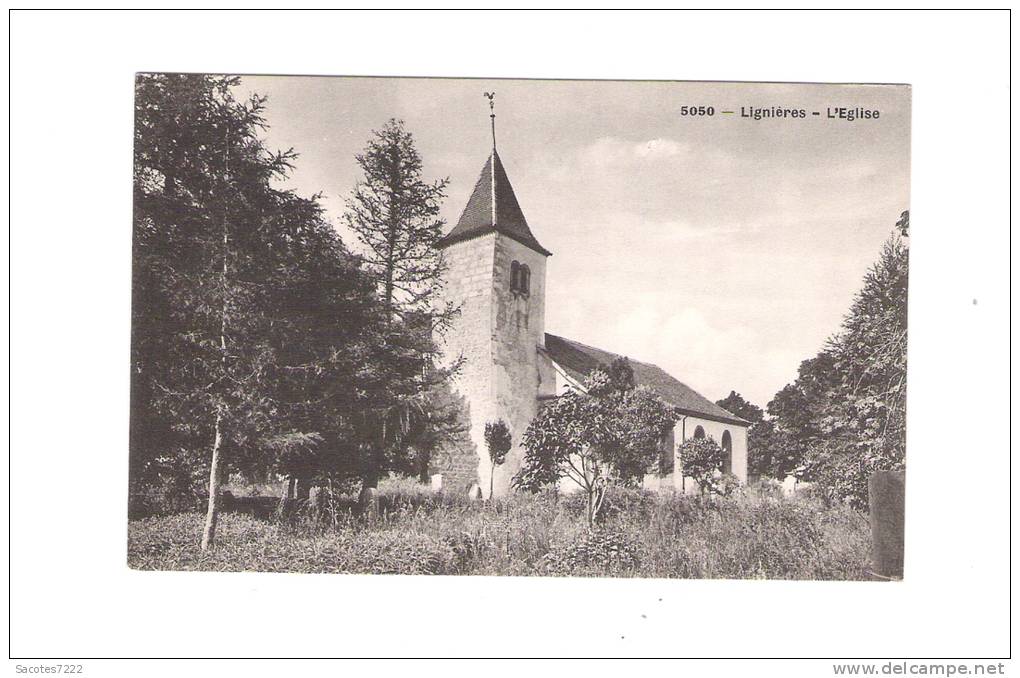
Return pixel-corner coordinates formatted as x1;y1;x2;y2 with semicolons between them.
543;333;749;427
436;150;552;257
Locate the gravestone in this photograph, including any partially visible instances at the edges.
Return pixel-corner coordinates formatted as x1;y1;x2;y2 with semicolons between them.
358;486;379;518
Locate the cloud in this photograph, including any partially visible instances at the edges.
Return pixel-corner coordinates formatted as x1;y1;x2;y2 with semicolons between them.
580;136;694;165
237;76;909;411
634;137;690;159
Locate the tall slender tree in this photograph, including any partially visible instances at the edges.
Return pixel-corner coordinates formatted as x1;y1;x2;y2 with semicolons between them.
344;118;451;319
342;119;459;492
484;420;512;500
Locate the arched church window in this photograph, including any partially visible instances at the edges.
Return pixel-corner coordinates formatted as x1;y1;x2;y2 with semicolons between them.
721;430;733;475
693;425;705;440
510;261;521;292
520;265;531;296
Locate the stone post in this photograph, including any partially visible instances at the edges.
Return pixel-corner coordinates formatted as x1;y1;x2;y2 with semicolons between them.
868;470;905;580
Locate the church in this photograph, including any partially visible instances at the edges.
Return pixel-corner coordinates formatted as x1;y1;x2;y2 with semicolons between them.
433;115;749;498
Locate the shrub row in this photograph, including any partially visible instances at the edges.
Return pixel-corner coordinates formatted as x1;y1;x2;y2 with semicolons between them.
127;483;871;580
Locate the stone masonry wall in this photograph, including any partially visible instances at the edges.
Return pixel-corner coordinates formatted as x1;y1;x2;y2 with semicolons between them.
433;234;497;495
487;234;547;497
434;232;549;498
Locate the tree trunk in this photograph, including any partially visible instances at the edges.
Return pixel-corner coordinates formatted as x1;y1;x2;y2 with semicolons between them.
383;267;395;320
361;467;379;491
201;411;224;550
490;461;495;500
203;138;230;551
418;450;431;484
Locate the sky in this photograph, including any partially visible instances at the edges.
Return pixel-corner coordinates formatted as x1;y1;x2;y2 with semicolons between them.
238;76;911;408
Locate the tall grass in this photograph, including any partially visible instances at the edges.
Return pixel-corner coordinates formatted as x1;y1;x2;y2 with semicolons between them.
127;480;871;579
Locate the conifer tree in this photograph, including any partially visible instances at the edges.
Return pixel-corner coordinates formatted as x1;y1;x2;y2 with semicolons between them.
344;118;451;320
132;74;384;546
343;119;459;492
134;74;296;547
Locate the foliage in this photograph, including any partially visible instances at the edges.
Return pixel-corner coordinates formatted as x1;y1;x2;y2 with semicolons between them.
823;230;908;474
343;118;451;320
484;420;512;468
762;213;909;509
514;368;677;525
542;529;641;576
716;391;763;424
746;418;803;481
752;477;785;499
484;419;513;499
128;479;871;580
716;472;741;496
132;73;366;541
561;485;658;523
604;356;636;393
678;436;728;494
131;75;462;545
613;386;681;481
895;210;910;237
341;118;460;487
715;391;800;482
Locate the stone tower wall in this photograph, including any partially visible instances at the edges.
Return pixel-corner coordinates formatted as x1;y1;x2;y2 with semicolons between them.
434;232;548;498
487;234;547;497
434;233;497;495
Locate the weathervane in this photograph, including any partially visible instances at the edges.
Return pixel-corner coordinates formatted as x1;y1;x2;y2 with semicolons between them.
484;91;496;150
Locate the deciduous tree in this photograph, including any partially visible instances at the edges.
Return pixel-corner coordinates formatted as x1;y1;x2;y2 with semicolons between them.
515;368;677;526
761;213;909;508
678;436;728;494
484;420;512;499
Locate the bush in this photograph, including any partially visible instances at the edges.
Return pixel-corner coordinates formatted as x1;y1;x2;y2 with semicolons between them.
542;528;641;576
752;477;785;498
678;437;728;493
562;485;658;523
128;480;871;580
716;472;741;496
128;476;204;519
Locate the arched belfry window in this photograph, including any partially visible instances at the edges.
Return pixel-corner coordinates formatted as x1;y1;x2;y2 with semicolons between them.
510;261;530;297
693;425;706;440
721;430;733;475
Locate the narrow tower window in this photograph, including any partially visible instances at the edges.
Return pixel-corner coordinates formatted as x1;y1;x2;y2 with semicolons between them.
510;261;521;292
520;265;531;296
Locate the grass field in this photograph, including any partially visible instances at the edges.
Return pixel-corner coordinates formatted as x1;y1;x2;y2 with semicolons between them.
127;479;872;579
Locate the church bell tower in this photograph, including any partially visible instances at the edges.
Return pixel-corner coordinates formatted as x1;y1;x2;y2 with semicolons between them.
434;94;552;498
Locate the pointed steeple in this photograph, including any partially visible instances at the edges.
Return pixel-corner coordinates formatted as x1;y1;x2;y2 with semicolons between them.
436;96;551;257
